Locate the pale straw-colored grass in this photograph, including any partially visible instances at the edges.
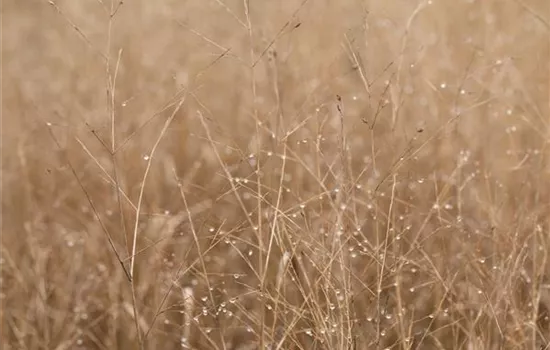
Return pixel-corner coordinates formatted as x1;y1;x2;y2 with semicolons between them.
3;0;549;349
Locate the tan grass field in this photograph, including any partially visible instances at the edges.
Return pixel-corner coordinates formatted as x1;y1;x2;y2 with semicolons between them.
2;0;550;349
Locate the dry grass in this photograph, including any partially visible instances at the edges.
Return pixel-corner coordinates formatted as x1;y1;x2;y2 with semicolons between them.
2;0;550;349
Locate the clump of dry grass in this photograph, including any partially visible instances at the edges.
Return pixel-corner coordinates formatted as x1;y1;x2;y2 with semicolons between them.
2;0;550;349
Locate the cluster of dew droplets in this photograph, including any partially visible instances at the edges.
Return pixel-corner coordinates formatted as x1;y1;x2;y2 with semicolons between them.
71;302;89;347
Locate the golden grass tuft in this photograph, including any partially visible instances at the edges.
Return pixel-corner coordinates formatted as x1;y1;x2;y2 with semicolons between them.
2;0;550;349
